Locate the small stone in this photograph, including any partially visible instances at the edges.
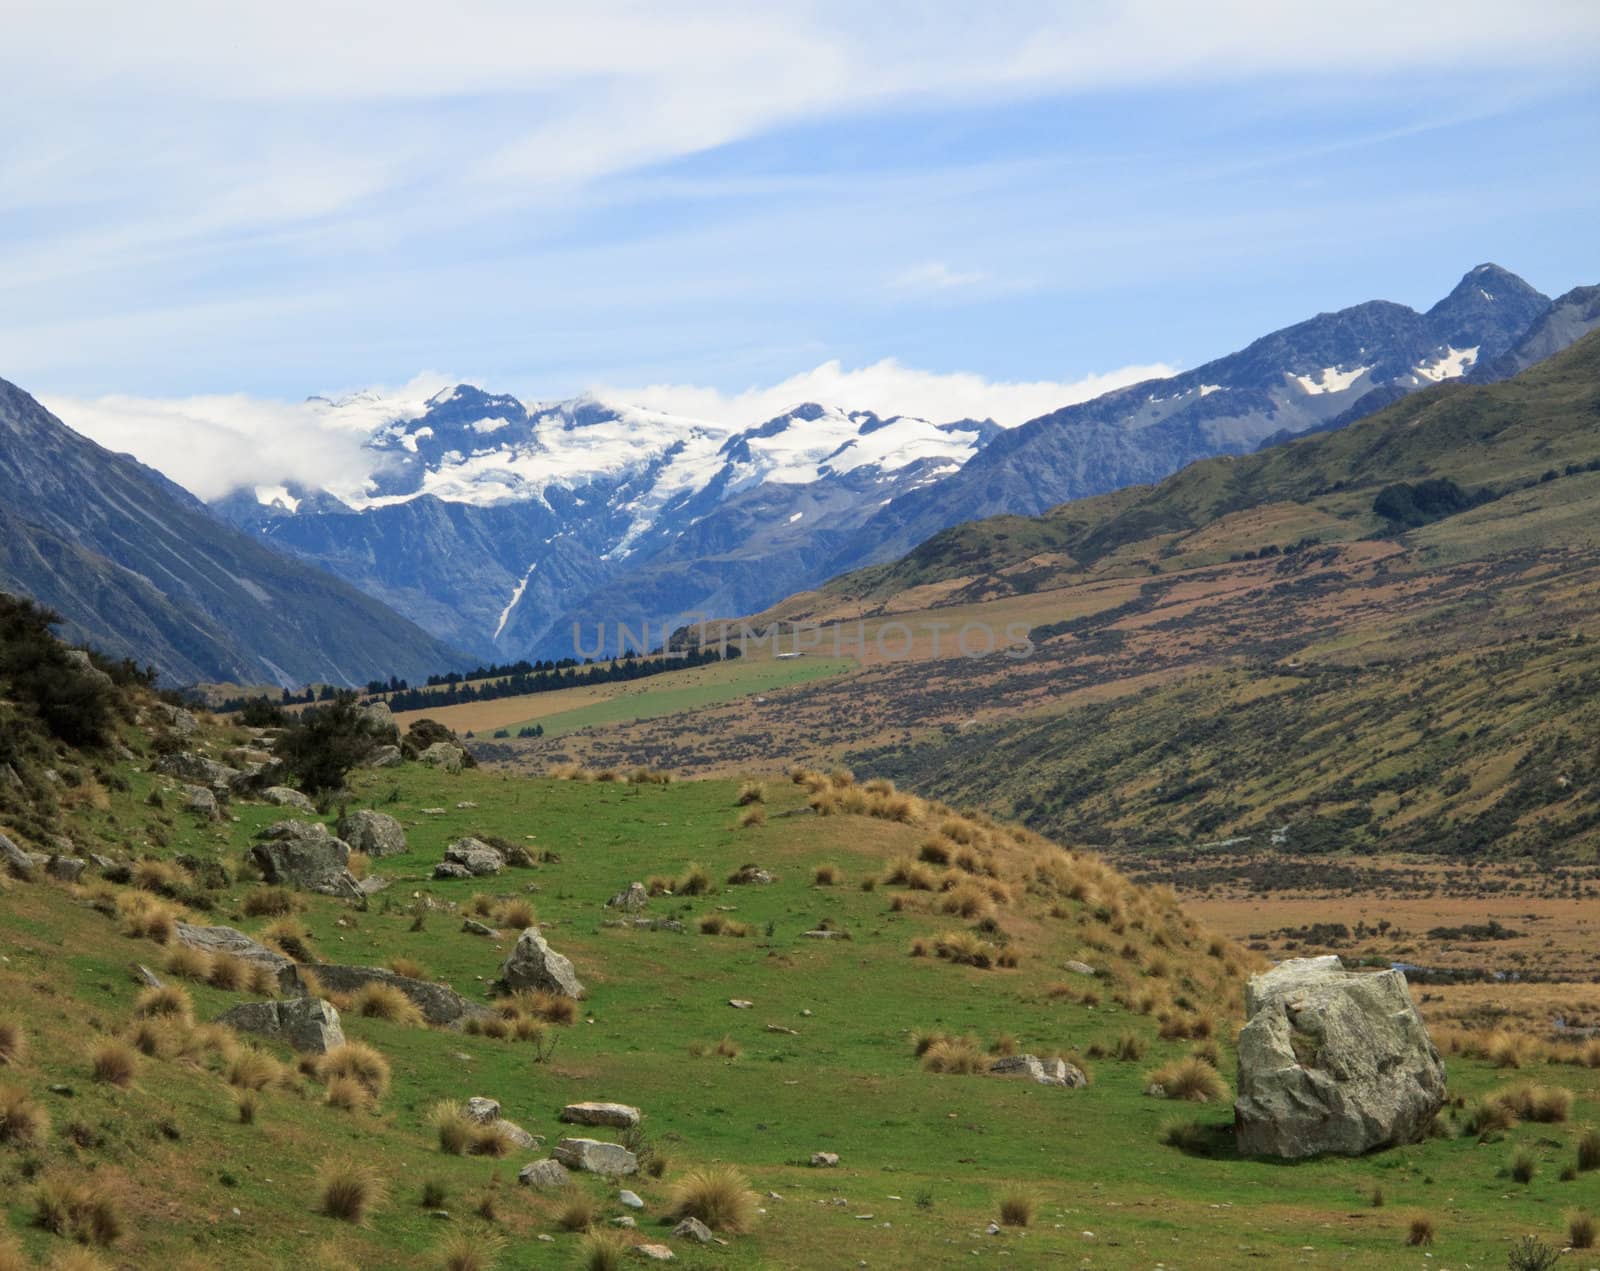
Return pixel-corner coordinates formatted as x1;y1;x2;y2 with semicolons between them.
1063;960;1098;977
464;1097;501;1124
619;1189;644;1210
672;1217;713;1244
613;1215;637;1228
551;1138;639;1176
986;1222;1001;1235
461;919;496;937
810;1152;840;1168
561;1101;642;1129
518;1159;571;1189
729;999;753;1009
635;1245;674;1262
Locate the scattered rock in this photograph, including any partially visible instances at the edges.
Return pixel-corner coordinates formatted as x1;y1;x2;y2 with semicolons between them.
810;1152;840;1168
464;1097;501;1124
618;1189;644;1210
461;919;496;937
603;916;685;933
443;837;504;877
133;964;163;988
613;1215;637;1228
561;1101;641;1129
551;1138;639;1176
217;997;345;1053
152;751;241;787
635;1245;675;1262
433;862;473;881
801;929;849;940
672;1217;713;1244
499;928;586;999
765;1024;799;1036
606;882;650;911
336;809;408;858
728;999;753;1009
154;702;200;735
0;833;40;878
990;1054;1087;1088
1063;960;1098;977
262;786;317;813
45;855;87;883
174;923;292;976
184;785;224;822
517;1159;571;1189
727;863;775;886
1234;955;1446;1159
289;964;489;1026
495;1119;539;1150
366;745;403;769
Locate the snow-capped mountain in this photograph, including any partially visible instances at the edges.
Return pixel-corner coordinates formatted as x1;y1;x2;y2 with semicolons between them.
212;263;1584;666
213;393;998;659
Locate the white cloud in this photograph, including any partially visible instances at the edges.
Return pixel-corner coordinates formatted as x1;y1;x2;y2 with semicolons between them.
598;357;1177;428
889;261;994;294
41;374;452;503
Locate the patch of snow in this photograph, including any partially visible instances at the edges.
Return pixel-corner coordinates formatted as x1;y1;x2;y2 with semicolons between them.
1288;365;1370;395
1198;384;1224;397
254;484;299;513
469;416;513;434
493;563;537;641
1413;345;1479;383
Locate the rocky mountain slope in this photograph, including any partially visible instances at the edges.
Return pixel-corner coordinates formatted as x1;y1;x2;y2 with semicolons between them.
211;265;1585;664
0;378;467;688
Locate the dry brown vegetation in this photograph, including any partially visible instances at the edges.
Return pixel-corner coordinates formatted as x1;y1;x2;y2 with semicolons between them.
667;1165;758;1233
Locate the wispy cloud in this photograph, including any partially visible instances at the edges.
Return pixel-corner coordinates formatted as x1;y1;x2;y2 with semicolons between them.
889;261;995;294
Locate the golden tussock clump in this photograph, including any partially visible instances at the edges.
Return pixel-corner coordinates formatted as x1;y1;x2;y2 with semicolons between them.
0;1018;27;1067
316;1157;386;1224
348;982;426;1027
315;1042;391;1101
1145;1056;1228;1103
666;1165;758;1234
90;1038;138;1088
0;1083;50;1147
33;1174;124;1247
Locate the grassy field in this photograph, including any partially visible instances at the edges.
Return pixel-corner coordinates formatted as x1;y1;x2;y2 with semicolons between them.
4;715;1600;1269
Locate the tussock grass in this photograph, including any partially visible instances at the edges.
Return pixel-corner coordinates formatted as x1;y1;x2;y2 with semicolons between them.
667;1165;758;1233
1114;1032;1147;1061
0;1019;24;1067
33;1174;124;1246
1405;1215;1435;1247
163;944;213;982
0;1083;50;1147
1570;1210;1597;1250
316;1042;391;1100
235;1089;259;1125
430;1101;472;1155
127;1017;184;1059
118;893;180;943
736;805;766;829
493;898;536;929
134;983;193;1022
556;1190;601;1231
435;1228;505;1271
1159;1118;1219;1156
468;1122;515;1158
697;914;750;937
1487;1029;1537;1069
207;952;249;992
242;886;298;917
578;1230;630;1271
1578;1126;1600;1172
997;1190;1034;1227
388;956;430;980
1510;1148;1537;1183
324;1076;372;1112
1146;1057;1227;1103
90;1038;138;1088
689;1035;741;1060
735;781;764;806
316;1157;386;1223
676;864;712;896
228;1047;285;1091
262;918;319;962
921;1035;987;1074
934;930;994;969
349;982;425;1026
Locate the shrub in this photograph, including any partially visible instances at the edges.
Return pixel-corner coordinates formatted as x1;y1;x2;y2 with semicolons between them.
234;1089;258;1125
578;1230;630;1271
420;1178;449;1209
1510;1148;1537;1184
435;1229;505;1271
0;1083;49;1147
667;1165;757;1233
349;982;425;1026
0;1019;24;1067
468;1123;515;1158
997;1190;1034;1227
1507;1236;1561;1270
1570;1209;1597;1250
1578;1126;1600;1172
316;1157;385;1223
90;1039;138;1088
922;1035;987;1074
1487;1030;1535;1069
242;887;298;917
1404;1215;1434;1247
676;865;712;896
324;1076;371;1111
278;694;394;794
1146;1057;1227;1103
134;983;193;1022
813;863;840;886
735;781;764;806
32;1174;124;1247
316;1042;391;1100
1114;1032;1147;1061
737;805;766;829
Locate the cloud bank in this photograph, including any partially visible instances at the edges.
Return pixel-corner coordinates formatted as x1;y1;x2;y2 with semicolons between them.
43;359;1174;501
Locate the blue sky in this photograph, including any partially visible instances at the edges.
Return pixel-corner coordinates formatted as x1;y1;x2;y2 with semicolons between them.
3;0;1597;473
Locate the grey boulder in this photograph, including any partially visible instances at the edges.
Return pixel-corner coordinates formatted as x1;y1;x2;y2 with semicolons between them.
250;822;357;895
560;1101;641;1129
990;1054;1087;1088
217;997;345;1053
174;923;292;976
551;1138;638;1176
443;837;504;876
499;928;586;999
672;1217;713;1244
262;786;316;813
606;882;650;911
337;809;408;858
184;785;223;821
1234;955;1445;1160
517;1159;571;1189
288;963;488;1027
419;742;466;773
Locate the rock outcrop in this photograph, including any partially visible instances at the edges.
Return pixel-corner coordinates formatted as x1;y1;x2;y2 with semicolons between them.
560;1101;641;1129
286;964;488;1027
250;821;358;895
1234;955;1445;1159
174;922;293;977
442;837;503;876
499;928;586;999
990;1054;1087;1088
551;1138;637;1175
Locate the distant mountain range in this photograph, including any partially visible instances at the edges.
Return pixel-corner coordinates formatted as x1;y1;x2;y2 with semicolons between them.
0;379;467;687
204;264;1595;663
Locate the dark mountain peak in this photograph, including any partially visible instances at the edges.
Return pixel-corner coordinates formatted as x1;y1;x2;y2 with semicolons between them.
1425;265;1548;359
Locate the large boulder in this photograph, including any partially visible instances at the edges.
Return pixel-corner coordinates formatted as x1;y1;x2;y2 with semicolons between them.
184;785;224;822
560;1101;641;1129
551;1138;637;1176
153;751;240;787
990;1054;1087;1088
1234;955;1445;1159
262;786;317;813
250;822;357;895
288;964;489;1027
217;997;345;1053
499;928;586;999
443;837;504;876
337;810;408;858
1;833;42;878
365;744;403;769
